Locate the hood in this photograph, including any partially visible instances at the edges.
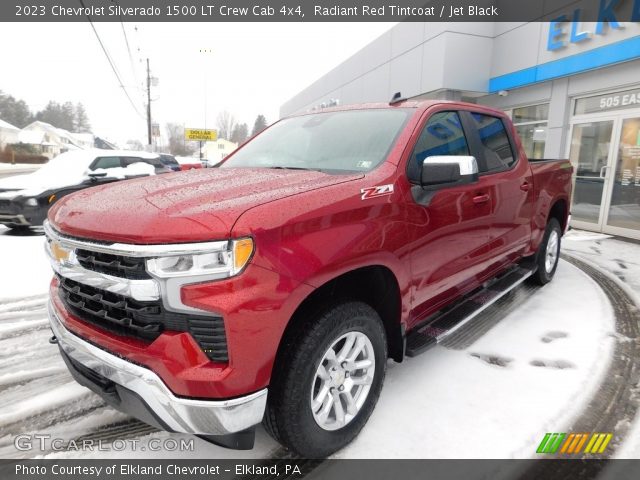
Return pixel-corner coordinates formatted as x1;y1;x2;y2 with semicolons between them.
49;167;362;243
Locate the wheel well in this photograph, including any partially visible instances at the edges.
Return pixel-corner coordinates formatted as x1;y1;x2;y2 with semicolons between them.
273;266;404;379
548;199;568;232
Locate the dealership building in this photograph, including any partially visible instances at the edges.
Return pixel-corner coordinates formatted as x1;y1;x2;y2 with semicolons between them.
281;21;640;240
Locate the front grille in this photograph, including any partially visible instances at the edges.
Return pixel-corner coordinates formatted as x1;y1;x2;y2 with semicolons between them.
76;249;150;280
0;199;11;210
57;276;228;362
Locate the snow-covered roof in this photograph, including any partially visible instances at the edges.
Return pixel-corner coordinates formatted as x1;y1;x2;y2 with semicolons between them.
18;130;45;144
0;119;19;131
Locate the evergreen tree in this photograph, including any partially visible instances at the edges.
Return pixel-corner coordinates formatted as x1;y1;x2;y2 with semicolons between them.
0;91;33;128
230;122;249;144
251;115;267;137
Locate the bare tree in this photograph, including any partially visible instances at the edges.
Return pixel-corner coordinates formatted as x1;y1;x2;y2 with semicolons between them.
166;123;196;156
125;139;144;151
216;110;236;141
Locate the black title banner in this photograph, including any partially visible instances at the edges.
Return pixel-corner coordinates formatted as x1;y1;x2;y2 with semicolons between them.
4;0;640;22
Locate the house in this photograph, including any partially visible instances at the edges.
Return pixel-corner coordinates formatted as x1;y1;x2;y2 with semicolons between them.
201;138;238;164
18;121;85;158
0;119;20;148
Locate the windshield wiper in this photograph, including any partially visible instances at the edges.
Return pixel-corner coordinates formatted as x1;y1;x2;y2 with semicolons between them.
268;166;323;172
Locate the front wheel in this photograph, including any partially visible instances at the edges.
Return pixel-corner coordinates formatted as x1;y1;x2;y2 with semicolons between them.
531;217;562;285
263;301;387;458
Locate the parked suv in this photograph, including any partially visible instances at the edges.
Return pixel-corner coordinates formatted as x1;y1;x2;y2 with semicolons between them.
0;149;164;229
45;101;572;457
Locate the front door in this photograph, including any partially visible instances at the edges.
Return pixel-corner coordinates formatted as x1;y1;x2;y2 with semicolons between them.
604;116;640;237
568;120;615;229
406;110;495;326
568;114;640;239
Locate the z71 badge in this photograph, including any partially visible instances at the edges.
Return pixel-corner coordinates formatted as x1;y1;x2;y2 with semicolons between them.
360;184;394;200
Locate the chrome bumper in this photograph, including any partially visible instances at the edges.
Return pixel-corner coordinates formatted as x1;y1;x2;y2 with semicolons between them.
48;301;267;435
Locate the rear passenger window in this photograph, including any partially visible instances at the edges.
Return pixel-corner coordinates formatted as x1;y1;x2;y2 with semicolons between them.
408;111;469;183
91;157;121;169
470;113;516;172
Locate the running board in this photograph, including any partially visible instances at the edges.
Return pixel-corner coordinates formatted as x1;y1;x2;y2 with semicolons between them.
405;265;535;357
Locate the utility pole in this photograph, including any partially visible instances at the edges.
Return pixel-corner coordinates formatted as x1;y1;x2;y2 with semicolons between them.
146;58;152;148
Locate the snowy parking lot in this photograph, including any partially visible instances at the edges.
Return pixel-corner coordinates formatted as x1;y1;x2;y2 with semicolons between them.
0;225;639;459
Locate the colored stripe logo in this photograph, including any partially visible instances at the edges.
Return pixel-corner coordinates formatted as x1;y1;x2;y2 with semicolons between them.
537;432;612;454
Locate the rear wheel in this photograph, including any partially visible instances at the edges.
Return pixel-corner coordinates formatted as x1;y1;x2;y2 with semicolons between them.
531;218;562;285
263;301;387;458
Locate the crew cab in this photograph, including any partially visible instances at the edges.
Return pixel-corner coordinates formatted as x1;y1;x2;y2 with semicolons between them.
44;100;572;457
0;149;168;230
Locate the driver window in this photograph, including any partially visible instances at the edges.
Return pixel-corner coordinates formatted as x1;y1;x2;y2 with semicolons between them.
408;111;469;183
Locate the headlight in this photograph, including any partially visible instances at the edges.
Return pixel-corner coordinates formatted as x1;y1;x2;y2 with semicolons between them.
146;237;254;279
24;198;38;206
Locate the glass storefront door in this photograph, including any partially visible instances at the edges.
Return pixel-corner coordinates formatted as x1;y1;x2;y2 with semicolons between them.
568;120;614;226
606;116;640;233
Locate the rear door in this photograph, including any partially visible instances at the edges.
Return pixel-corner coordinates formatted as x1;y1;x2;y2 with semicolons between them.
406;110;496;324
461;111;534;266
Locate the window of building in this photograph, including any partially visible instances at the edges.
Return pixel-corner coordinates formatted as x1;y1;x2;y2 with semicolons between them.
511;103;548;160
469;113;515;172
408;111;469;183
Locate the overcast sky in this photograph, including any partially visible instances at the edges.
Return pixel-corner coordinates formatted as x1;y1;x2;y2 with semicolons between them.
0;22;396;146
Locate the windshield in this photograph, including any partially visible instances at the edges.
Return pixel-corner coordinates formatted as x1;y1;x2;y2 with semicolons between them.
221;109;411;173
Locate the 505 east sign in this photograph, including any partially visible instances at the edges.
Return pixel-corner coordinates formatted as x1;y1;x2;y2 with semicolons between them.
547;0;640;51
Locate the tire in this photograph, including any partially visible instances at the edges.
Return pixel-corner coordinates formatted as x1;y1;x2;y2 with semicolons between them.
263;301;387;458
531;218;562;285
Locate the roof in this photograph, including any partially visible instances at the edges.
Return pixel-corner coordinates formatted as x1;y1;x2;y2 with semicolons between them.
288;99;507;119
23;121;86;149
0;119;19;131
18;130;45;144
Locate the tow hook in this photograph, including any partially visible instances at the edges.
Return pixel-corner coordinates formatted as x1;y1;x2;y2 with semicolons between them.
49;335;58;345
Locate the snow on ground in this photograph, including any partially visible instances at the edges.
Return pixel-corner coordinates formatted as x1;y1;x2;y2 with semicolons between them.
0;227;50;300
560;231;640;460
563;230;640;307
0;163;40;176
2;227;640;459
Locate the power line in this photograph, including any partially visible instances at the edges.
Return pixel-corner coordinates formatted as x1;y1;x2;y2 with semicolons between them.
121;22;141;92
78;0;145;119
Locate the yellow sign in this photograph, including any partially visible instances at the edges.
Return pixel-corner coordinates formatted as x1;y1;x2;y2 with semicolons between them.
185;128;217;141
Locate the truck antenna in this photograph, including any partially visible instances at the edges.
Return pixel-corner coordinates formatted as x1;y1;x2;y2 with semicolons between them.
389;92;406;104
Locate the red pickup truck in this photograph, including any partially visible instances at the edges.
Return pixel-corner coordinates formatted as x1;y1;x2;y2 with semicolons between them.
45;100;572;457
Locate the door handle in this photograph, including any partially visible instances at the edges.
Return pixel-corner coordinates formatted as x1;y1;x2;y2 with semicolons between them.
599;165;609;179
520;182;531;192
472;194;490;204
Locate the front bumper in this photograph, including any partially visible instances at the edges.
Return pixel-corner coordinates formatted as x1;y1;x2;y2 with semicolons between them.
0;199;47;226
48;300;267;436
0;213;29;226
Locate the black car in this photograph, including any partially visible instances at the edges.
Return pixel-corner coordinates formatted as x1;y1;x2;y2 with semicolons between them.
0;150;167;230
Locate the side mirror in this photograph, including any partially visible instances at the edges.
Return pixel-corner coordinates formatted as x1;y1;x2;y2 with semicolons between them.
87;172;108;180
420;156;479;189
